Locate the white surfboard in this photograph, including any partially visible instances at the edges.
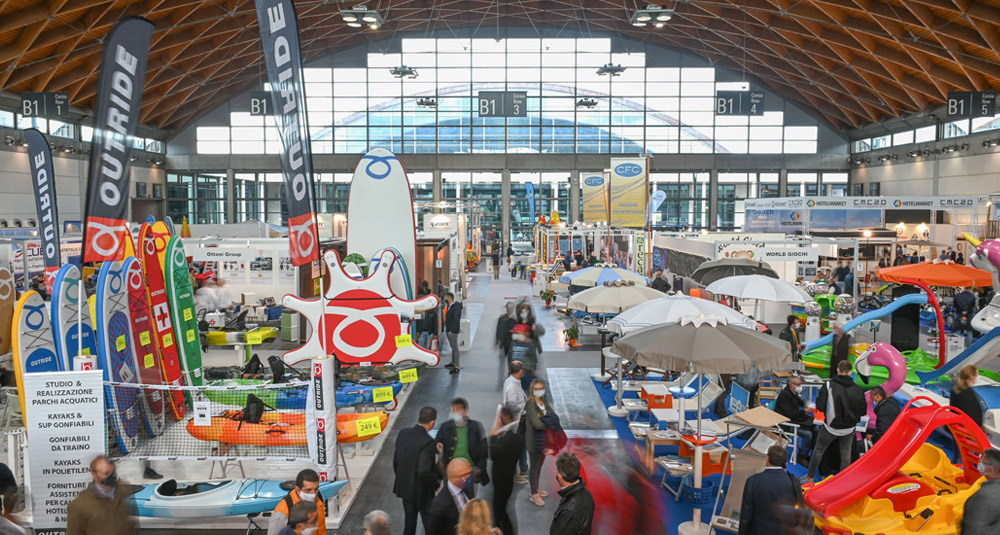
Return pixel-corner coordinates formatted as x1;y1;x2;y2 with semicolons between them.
347;148;418;295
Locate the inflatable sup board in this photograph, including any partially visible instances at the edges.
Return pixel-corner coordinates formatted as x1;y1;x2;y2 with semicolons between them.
347;148;417;293
11;290;59;422
140;222;186;420
0;267;14;355
164;236;203;392
151;221;172;273
96;260;142;454
369;247;414;300
163;216;176;237
123;257;166;437
51;264;98;371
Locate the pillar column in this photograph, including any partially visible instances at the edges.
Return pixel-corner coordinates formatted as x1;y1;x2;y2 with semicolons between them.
502;168;511;247
569;170;581;224
226;168;236;224
708;168;719;231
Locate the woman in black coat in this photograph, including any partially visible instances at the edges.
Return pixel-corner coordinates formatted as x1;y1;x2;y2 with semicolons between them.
951;365;983;427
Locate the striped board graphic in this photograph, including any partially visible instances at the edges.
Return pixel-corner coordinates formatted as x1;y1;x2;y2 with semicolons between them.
123;257;166;437
164;236;203;393
96;260;142;454
51;264;98;371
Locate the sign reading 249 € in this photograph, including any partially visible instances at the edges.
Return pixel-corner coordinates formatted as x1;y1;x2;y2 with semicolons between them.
609;159;648;228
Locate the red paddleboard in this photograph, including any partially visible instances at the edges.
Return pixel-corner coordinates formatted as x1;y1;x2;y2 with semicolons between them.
123;256;166;437
139;222;186;420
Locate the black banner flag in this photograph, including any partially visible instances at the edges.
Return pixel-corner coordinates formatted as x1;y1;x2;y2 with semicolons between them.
25;128;61;292
254;0;320;266
83;17;154;262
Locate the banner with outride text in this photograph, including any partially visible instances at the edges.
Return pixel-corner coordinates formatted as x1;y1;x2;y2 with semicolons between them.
83;17;153;263
25;128;61;292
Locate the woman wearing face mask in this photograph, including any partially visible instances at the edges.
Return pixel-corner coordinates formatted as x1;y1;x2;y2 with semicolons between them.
778;314;805;361
524;379;563;507
516;303;545;355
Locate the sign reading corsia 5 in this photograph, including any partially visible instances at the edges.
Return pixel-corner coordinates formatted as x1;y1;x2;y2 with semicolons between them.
254;0;319;267
609;158;648;227
23;369;104;533
581;174;608;223
83;18;153;263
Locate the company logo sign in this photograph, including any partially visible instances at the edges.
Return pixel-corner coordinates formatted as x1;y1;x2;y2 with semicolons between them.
852;198;887;207
614;163;643;178
584;176;605;187
790;211;800;221
806;200;815;207
322;289;403;364
893;200;902;208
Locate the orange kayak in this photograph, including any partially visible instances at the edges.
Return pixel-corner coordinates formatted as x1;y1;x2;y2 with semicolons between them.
186;411;388;446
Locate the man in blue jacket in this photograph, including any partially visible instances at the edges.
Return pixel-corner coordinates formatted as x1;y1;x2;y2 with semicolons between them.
739;446;801;535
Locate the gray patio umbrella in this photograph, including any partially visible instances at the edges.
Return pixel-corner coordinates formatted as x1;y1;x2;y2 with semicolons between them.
690;257;778;286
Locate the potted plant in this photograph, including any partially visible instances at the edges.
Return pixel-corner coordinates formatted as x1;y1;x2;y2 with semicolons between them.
564;326;579;346
539;289;556;306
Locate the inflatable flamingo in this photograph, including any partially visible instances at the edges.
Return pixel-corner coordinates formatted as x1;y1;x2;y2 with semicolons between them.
854;342;907;429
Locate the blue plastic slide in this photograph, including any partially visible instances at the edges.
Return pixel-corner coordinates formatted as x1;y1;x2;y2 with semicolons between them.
802;293;929;353
916;326;1000;385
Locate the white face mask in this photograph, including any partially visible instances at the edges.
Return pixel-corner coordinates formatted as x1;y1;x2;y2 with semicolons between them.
299;490;317;502
520;312;529;319
534;389;546;398
450;412;465;424
792;385;803;394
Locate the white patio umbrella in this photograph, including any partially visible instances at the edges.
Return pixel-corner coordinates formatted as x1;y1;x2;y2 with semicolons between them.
609;315;793;535
706;273;811;320
605;294;757;334
567;280;663;314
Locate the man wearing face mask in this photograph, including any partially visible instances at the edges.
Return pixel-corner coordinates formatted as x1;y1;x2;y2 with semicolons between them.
426;458;474;535
66;456;137;535
962;448;1000;534
436;398;489;490
778;315;805;361
268;469;326;535
550;452;594;535
774;375;815;465
865;386;900;445
278;500;319;535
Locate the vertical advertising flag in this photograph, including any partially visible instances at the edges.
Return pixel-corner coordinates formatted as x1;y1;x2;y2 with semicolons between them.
254;0;320;266
525;181;536;223
581;174;609;223
308;356;337;481
648;189;667;224
609;158;648;227
83;17;154;263
25;128;61;293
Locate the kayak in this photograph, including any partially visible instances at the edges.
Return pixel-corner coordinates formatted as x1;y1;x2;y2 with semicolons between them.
339;362;427;382
126;478;348;517
186;411;389;446
203;327;279;346
204;379;403;409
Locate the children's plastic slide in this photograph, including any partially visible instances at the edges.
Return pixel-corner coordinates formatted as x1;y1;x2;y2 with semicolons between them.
802;293;929;353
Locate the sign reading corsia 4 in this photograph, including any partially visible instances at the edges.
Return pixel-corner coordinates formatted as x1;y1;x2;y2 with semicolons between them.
23;370;104;532
609;159;648;227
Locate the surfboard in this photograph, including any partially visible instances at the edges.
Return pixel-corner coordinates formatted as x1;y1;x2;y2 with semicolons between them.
0;267;14;355
123;257;166;437
139;222;186;420
51;264;98;370
164;236;203;392
12;290;60;422
96;261;142;454
369;247;414;300
151;221;172;273
163;216;176;237
347;148;418;294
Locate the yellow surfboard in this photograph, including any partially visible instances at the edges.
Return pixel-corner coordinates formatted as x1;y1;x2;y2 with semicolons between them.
12;290;61;425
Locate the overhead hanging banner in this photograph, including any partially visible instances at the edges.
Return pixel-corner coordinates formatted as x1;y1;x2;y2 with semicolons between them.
581;174;608;223
525;182;535;223
745;196;982;211
609;158;648;228
25;128;61;292
254;0;320;267
83;17;154;263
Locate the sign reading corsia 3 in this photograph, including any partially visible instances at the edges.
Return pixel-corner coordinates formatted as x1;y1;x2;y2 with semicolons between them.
23;369;104;532
609;158;648;227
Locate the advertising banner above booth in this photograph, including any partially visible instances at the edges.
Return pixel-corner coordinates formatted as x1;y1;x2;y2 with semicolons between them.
745;196;982;211
609;158;648;227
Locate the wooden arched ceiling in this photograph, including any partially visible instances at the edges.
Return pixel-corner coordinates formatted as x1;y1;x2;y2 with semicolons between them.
1;0;998;134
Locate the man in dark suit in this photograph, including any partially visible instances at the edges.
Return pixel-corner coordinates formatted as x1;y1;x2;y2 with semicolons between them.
773;375;815;464
444;292;463;374
435;398;489;489
829;319;851;375
393;407;443;535
489;407;523;535
426;458;473;535
739;446;801;535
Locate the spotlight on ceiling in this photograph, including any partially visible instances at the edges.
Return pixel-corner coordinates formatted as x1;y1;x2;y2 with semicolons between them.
630;4;674;27
417;98;437;108
339;5;382;29
576;98;598;109
984;139;999;148
942;145;957;153
390;66;418;79
597;63;626;76
3;136;13;146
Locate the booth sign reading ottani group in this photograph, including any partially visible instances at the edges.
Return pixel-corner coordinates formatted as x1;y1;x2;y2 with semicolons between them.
23;370;104;534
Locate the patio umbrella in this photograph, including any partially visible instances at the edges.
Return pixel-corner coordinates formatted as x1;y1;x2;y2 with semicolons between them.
705;274;811;303
876;259;992;288
567;281;663;314
690;257;778;286
609;315;793;535
605;294;757;334
558;263;649;288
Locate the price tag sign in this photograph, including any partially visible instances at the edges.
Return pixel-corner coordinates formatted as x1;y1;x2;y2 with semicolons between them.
139;331;151;345
183;308;193;322
144;353;155;369
399;368;418;383
186;329;196;343
81;347;91;356
372;386;394;404
163;333;173;347
246;332;263;344
356;416;382;438
115;335;127;351
395;334;413;348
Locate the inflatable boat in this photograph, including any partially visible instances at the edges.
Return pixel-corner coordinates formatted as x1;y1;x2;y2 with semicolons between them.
126;478;348;517
187;410;389;446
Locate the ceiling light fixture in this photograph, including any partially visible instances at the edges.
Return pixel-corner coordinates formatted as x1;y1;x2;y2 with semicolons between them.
630;4;674;27
983;139;998;148
390;66;418;79
942;145;956;153
339;5;382;29
597;63;626;76
576;98;598;108
417;98;437;108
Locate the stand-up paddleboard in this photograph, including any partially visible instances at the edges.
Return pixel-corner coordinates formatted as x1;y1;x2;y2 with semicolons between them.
347;148;418;294
163;216;176;236
369;247;414;300
164;236;203;393
0;267;14;355
12;290;60;422
139;222;186;420
51;264;98;370
96;261;142;454
151;221;173;273
123;257;166;437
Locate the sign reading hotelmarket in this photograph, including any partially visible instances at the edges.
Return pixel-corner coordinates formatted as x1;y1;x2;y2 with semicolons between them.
744;196;981;211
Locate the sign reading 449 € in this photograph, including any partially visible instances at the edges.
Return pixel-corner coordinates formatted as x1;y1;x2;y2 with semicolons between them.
609;158;648;228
